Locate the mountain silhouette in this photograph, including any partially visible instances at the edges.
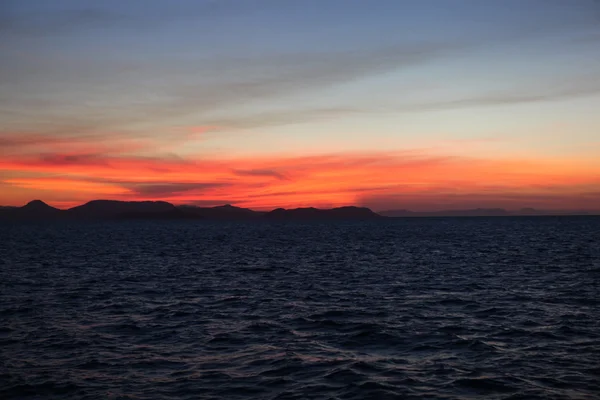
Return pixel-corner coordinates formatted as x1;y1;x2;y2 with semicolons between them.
1;200;597;221
0;200;382;221
180;204;264;220
264;206;380;220
379;208;597;217
115;208;196;220
24;199;60;211
380;208;510;217
66;200;176;219
1;200;64;220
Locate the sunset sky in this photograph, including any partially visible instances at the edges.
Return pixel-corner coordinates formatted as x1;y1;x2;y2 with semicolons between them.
1;0;600;211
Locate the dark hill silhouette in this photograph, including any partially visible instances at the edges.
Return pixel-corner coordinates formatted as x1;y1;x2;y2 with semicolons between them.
518;207;542;215
2;200;64;220
179;204;264;220
512;207;591;216
23;199;61;212
66;200;176;219
379;208;598;217
265;206;380;220
1;200;598;221
115;208;197;220
380;208;510;217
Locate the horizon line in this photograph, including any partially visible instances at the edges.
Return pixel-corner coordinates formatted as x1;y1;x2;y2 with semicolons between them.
3;199;600;215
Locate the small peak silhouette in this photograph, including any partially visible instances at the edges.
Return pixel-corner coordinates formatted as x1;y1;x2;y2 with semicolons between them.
23;199;54;209
9;199;63;220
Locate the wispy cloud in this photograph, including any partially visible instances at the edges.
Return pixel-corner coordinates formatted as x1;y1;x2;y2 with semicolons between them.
2;149;598;209
233;169;288;180
3;1;600;137
0;42;460;136
395;76;600;113
1;0;599;210
0;7;130;36
127;182;230;197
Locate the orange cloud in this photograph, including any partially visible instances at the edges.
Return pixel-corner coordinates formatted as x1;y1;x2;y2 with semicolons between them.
1;150;599;210
3;177;128;195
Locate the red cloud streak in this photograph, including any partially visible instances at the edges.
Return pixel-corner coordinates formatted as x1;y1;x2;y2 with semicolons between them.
1;150;599;210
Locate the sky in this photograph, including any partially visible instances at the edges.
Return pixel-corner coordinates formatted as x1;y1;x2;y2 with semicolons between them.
1;0;600;211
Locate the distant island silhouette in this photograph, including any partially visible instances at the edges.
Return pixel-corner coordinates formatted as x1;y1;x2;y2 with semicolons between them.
0;200;381;221
0;200;597;221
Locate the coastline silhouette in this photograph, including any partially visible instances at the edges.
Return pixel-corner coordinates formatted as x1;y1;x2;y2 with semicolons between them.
0;200;380;221
0;200;597;221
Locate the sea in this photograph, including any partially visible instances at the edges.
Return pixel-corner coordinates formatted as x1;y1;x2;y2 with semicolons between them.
1;217;599;399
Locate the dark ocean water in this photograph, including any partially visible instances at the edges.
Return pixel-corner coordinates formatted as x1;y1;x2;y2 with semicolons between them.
1;217;599;400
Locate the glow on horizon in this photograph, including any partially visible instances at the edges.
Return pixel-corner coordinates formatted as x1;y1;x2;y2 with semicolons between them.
2;149;599;211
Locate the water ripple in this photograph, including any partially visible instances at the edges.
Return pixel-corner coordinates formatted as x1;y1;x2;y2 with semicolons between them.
1;217;599;399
